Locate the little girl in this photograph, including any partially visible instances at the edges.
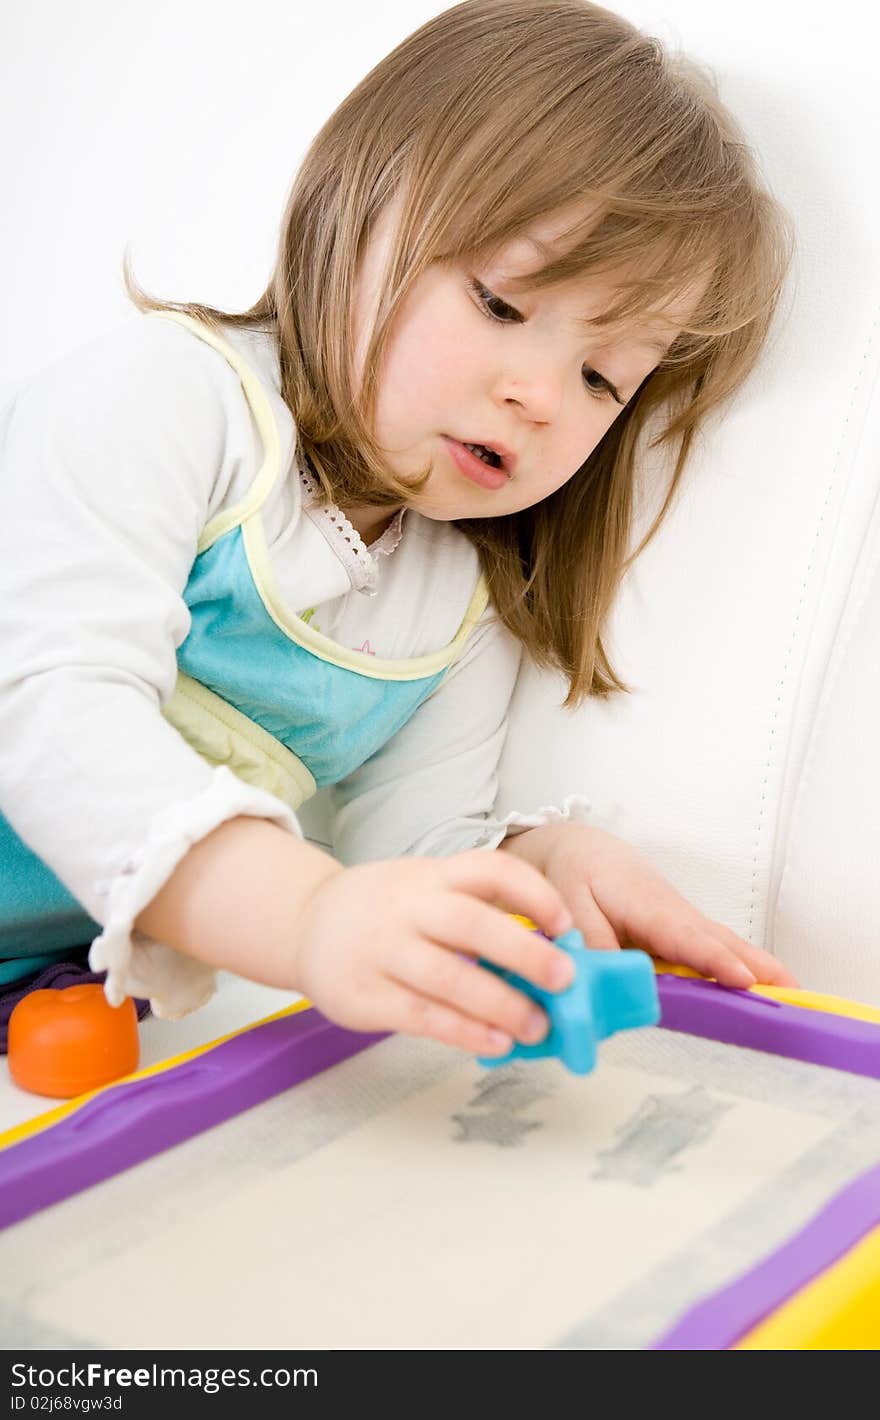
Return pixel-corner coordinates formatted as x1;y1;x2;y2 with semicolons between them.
0;0;796;1062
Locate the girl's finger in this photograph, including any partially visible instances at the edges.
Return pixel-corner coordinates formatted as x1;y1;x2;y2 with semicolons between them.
644;916;759;988
705;923;799;987
443;848;573;943
564;880;621;953
373;979;516;1058
419;890;575;994
389;937;550;1046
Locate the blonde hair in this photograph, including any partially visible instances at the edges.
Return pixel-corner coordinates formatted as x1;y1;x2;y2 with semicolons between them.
124;0;793;707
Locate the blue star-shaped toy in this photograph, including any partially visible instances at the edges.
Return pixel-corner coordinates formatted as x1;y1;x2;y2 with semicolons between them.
477;929;660;1076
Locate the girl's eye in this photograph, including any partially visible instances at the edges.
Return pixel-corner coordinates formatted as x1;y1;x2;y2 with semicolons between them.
582;366;614;399
469;276;621;403
468;278;523;324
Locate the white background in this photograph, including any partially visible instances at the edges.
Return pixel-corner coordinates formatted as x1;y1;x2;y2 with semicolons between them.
2;1;447;401
5;0;871;403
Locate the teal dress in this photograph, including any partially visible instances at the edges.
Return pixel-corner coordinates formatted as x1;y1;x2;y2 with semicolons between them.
0;312;488;988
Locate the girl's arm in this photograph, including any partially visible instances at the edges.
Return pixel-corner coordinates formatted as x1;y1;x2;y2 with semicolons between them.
0;318;308;1015
134;815;342;987
136;812;582;1061
498;820;797;987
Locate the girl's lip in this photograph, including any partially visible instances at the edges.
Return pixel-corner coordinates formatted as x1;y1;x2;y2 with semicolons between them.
441;436;511;491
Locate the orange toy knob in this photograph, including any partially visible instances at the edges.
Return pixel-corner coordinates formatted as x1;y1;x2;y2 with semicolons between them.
8;984;139;1098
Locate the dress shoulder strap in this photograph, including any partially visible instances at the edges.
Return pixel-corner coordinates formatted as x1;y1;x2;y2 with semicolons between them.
148;310;286;552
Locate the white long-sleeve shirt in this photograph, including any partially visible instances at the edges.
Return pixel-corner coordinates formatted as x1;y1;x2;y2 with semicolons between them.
0;314;588;1016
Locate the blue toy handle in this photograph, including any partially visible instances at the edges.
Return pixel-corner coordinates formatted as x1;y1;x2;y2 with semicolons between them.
477;929;660;1076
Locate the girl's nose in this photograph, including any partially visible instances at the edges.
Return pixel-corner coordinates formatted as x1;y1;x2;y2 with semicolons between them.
493;363;564;425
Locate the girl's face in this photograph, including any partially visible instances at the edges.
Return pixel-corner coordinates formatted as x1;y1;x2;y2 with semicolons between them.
352;204;690;525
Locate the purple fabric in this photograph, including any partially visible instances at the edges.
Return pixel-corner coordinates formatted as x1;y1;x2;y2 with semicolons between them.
0;958;150;1053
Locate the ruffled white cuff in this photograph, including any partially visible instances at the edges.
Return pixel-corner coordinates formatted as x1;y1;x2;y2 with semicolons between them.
88;766;301;1020
466;793;593;852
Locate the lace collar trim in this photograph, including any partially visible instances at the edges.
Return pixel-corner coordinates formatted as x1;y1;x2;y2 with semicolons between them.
297;461;405;595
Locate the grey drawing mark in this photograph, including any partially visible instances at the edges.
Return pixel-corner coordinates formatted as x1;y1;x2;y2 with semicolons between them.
594;1086;732;1187
452;1112;543;1147
452;1066;552;1149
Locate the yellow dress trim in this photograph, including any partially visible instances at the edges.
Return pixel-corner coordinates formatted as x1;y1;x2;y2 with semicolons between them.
151;308;492;681
162;671;316;810
148;310;285;553
735;1225;880;1349
243;513;490;681
0;1001;311;1154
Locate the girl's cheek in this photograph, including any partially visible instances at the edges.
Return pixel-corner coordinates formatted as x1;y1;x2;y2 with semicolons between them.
391;317;460;388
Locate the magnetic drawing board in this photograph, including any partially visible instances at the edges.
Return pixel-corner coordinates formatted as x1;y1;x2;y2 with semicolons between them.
1;970;879;1349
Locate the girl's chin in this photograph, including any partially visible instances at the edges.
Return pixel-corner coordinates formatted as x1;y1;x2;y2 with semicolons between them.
412;492;515;522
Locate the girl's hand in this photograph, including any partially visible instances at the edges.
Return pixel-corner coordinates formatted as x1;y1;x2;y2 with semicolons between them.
291;851;577;1058
502;823;798;990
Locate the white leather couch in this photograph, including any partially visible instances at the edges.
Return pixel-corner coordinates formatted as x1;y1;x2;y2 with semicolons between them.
305;3;880;1004
493;2;880;1003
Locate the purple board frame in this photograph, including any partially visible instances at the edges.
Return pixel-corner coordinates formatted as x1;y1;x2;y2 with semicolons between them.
0;1008;384;1230
3;979;880;1234
653;1157;880;1348
1;976;879;1349
652;973;880;1347
656;973;880;1080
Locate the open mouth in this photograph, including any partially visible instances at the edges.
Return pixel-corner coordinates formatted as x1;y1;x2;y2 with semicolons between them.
442;435;511;490
461;441;503;469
